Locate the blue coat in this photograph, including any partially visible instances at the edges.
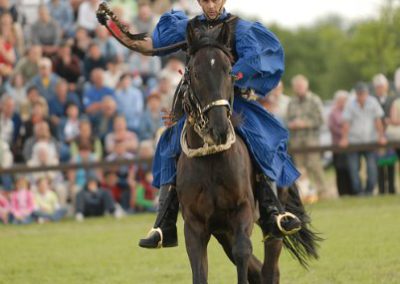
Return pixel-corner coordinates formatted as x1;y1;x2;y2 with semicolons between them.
151;10;300;188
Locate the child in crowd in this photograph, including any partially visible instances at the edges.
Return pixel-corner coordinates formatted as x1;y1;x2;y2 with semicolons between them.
33;178;67;223
10;176;35;224
0;190;10;224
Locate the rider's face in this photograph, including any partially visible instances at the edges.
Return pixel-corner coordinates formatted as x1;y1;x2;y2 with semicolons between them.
198;0;226;20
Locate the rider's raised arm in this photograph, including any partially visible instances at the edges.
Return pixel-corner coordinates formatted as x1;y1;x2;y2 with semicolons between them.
232;20;285;96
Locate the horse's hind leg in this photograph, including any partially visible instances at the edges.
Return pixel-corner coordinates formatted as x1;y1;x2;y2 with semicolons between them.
184;221;211;284
214;233;262;284
262;237;283;284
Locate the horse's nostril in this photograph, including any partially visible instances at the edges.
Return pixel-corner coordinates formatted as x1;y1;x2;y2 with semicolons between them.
211;127;228;145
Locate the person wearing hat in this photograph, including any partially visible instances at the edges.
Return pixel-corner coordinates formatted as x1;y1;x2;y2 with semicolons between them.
100;0;302;249
340;82;387;195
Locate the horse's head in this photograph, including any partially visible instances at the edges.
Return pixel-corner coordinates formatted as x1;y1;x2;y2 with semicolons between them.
185;22;234;146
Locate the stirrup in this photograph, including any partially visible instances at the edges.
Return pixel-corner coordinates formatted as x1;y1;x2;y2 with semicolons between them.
276;212;301;235
146;228;164;248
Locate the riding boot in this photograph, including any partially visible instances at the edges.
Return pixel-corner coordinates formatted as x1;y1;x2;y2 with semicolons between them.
138;184;179;249
256;175;301;238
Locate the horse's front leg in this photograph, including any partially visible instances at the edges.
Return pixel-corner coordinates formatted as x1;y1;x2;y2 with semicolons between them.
184;220;211;284
262;237;283;284
232;202;253;284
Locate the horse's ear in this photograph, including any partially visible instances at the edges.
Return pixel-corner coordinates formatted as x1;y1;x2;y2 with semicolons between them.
217;23;231;46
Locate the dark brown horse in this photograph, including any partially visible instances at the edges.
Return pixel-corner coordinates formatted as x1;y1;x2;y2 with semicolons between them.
176;23;320;284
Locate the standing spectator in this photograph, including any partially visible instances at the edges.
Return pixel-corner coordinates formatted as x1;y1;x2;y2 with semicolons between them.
394;67;400;96
83;43;107;80
10;176;35;225
287;74;327;197
269;81;290;123
340;82;386;196
33;177;67;223
0;189;10;224
12;45;42;83
83;68;114;116
49;79;81;128
138;92;163;141
70;119;103;160
372;74;397;195
77;0;101;35
114;73;144;133
328;90;353;196
105;115;139;154
52;43;82;90
75;177;116;221
30;5;62;56
47;0;75;38
28;58;59;103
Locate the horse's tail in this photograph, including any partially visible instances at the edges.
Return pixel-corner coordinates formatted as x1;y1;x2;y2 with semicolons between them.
281;183;322;269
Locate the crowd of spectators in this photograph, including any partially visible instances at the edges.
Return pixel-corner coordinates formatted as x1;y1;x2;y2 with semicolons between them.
0;0;399;225
0;0;196;224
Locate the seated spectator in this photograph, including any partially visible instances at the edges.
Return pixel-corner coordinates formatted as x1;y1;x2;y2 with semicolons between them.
0;0;20;23
70;119;103;160
0;138;13;191
0;13;17;77
77;0;101;36
30;5;62;56
340;82;386;195
103;58;124;89
58;103;81;143
19;85;49;122
71;27;92;61
138;92;163;141
105;115;139;154
127;52;161;84
0;95;19;145
0;189;10;224
5;73;27;112
101;170;130;211
49;79;81;127
133;172;157;213
83;43;107;80
12;45;42;83
83;68;114;116
52;43;82;90
47;0;75;38
132;0;156;34
75;177;116;221
96;96;118;139
154;70;174;110
33;177;67;223
28;57;59;102
94;25;119;61
10;176;35;225
68;141;102;194
114;73;144;133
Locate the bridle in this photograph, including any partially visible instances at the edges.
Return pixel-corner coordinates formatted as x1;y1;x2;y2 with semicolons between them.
180;41;237;158
182;42;234;139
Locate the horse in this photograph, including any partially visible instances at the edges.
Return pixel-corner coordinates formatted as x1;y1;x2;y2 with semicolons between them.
176;22;320;284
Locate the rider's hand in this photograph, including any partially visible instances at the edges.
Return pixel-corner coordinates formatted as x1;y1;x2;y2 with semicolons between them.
161;108;175;127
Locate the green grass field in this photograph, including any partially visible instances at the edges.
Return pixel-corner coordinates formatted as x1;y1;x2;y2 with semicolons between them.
1;196;399;284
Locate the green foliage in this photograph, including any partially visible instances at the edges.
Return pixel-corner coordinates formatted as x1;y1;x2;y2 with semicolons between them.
0;196;400;283
268;3;400;100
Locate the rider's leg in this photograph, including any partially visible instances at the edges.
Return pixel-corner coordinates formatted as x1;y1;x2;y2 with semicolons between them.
256;175;301;237
139;184;179;248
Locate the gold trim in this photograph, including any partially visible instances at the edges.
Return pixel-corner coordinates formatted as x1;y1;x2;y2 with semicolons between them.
276;213;301;235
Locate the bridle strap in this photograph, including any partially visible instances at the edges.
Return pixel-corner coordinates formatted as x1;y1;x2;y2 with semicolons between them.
201;99;231;114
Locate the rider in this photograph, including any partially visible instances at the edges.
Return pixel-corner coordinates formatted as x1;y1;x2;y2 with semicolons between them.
99;0;302;248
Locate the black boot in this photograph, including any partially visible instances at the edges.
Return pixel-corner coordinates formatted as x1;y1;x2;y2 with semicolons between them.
256;176;301;237
138;184;179;249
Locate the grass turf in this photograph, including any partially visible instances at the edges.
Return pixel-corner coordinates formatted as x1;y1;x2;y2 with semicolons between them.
0;196;399;284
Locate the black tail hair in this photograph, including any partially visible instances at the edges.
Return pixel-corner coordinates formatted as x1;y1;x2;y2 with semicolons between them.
281;184;323;268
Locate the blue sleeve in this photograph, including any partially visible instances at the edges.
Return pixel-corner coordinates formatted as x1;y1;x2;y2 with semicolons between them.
233;20;284;96
152;10;189;55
